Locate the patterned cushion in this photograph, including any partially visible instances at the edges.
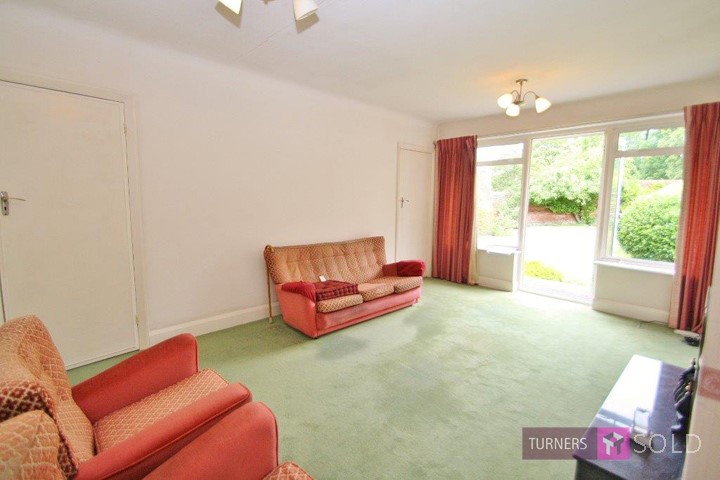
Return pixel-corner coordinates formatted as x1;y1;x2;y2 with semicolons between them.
264;237;386;285
0;316;95;477
93;369;232;452
315;281;359;301
0;410;64;480
369;276;423;293
263;461;314;480
316;294;363;313
357;283;394;302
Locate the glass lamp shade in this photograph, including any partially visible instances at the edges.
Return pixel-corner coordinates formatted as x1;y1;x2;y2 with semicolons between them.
293;0;319;20
497;93;515;109
218;0;242;14
535;96;552;113
505;104;520;117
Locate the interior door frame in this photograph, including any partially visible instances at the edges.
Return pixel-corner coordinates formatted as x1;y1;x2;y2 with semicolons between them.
395;142;435;271
0;68;150;350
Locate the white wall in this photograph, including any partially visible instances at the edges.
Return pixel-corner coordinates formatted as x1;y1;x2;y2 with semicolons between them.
682;216;720;479
476;249;518;292
0;3;436;342
593;264;674;323
439;76;720;139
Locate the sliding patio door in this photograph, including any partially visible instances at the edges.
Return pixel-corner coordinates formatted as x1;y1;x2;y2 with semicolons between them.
519;133;605;303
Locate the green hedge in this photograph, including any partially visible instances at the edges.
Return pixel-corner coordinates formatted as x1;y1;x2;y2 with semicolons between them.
617;194;680;262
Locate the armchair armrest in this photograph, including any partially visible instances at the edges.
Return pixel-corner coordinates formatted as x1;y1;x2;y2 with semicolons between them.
276;285;319;338
75;384;253;480
383;260;426;277
145;402;278;480
281;281;317;302
72;334;199;423
382;263;398;276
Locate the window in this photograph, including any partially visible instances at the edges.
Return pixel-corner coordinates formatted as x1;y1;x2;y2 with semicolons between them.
477;143;524;162
474;117;685;272
603;126;684;265
476;142;525;249
618;127;685;151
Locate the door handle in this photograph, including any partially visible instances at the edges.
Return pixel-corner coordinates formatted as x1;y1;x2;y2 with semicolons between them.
401;197;410;208
1;191;27;216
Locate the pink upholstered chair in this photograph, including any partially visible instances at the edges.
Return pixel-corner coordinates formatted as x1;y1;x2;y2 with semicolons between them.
145;404;282;480
0;406;281;480
0;315;277;479
0;410;65;479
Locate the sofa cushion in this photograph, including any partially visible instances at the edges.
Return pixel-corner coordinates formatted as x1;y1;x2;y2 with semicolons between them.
282;280;360;302
357;283;394;302
265;237;386;285
0;316;95;478
369;276;423;293
0;410;65;480
316;294;363;313
93;369;236;452
315;287;422;332
315;280;359;301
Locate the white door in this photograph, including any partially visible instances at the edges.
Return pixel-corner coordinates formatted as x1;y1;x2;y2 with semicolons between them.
0;81;138;367
396;145;434;275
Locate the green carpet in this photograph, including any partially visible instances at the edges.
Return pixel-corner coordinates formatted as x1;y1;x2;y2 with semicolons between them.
69;279;697;479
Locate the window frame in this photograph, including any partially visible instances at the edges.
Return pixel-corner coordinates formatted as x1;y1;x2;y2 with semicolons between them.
596;117;685;270
474;113;685;272
475;138;530;250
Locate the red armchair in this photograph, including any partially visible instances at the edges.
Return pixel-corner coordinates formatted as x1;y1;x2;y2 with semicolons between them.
145;402;278;479
0;404;280;480
0;315;277;479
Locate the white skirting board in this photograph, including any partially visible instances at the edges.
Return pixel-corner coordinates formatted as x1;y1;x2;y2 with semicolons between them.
475;275;515;292
592;298;669;324
148;301;282;345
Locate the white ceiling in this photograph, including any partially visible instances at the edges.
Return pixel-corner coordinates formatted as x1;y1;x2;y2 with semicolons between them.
27;0;720;122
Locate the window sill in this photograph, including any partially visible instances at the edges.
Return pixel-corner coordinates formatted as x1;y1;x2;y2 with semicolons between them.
594;259;675;276
478;246;519;255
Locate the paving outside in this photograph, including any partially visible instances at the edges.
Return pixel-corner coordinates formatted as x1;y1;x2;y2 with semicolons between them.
522;225;597;301
522;276;593;303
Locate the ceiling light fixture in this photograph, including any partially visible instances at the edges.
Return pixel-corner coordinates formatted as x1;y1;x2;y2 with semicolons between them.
497;79;552;117
216;0;319;22
293;0;319;21
218;0;242;15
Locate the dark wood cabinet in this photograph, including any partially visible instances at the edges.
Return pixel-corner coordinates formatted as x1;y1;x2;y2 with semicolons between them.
574;355;686;480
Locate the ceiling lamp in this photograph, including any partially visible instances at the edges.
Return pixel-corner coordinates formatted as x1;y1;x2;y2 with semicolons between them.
497;79;552;117
216;0;319;21
218;0;242;14
293;0;319;21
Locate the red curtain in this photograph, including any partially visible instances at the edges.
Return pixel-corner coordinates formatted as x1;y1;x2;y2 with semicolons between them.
676;102;720;334
432;136;477;284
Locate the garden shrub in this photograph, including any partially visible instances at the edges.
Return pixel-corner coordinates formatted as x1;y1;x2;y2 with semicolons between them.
524;261;563;281
527;135;604;225
617;193;680;262
531;192;598;224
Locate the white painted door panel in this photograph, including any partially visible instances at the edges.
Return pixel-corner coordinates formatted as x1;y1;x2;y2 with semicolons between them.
0;81;137;367
396;146;434;274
